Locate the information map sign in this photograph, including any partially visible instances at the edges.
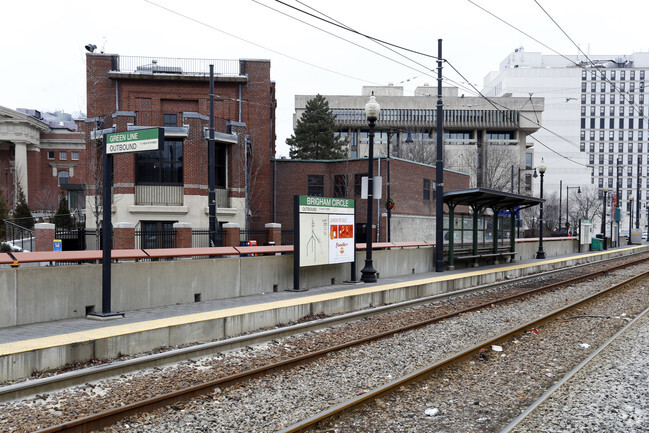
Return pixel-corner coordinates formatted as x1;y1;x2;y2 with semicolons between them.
297;196;355;267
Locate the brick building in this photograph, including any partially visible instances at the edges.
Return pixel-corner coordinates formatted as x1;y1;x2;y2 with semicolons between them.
85;53;276;241
0;106;86;213
273;157;470;243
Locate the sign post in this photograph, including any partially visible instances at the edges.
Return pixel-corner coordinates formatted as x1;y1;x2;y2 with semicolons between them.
292;195;355;291
89;128;163;319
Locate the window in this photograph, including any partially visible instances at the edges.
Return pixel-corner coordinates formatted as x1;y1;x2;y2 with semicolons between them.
354;173;367;196
140;221;175;249
334;174;347;198
163;114;177;127
485;132;514;145
611;71;616;80
47;151;55;160
628;155;633;165
423;179;431;200
307;175;324;197
214;144;226;188
601;82;606;92
621;71;626;80
71;151;79;160
58;171;69;185
525;153;533;169
525;174;532;192
631;70;636;80
59;151;67;160
135;139;183;184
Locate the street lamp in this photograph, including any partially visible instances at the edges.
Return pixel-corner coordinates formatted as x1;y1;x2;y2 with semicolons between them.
601;186;610;250
535;158;546;259
361;94;380;283
566;185;581;235
628;196;634;245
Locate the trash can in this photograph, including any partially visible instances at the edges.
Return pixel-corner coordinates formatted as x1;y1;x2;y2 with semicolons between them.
591;237;603;251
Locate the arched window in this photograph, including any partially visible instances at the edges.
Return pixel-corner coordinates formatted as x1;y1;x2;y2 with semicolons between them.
58;170;69;185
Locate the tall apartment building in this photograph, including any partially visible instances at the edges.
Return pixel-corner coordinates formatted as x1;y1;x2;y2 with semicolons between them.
85;53;276;239
483;48;649;233
294;85;543;195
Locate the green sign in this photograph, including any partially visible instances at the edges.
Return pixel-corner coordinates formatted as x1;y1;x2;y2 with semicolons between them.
298;196;354;214
105;128;162;154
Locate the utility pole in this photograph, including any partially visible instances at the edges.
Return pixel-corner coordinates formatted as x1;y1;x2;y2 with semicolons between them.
435;38;444;272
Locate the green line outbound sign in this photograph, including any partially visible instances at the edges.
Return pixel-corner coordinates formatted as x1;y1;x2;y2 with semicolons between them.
105;128;163;154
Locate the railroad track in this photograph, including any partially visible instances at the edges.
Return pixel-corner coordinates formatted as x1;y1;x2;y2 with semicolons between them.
3;252;645;404
21;254;649;433
280;268;649;432
500;304;649;433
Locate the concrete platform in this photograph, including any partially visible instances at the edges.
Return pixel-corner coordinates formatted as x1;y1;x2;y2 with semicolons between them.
0;245;646;382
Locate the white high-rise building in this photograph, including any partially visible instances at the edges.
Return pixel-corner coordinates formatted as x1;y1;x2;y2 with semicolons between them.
483;48;649;236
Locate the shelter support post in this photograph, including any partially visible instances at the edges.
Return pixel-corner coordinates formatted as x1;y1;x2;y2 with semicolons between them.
448;205;456;270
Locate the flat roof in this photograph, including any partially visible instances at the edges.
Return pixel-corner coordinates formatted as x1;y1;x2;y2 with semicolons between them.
444;188;544;210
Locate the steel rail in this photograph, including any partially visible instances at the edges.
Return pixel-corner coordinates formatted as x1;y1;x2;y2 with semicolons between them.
32;256;648;433
499;303;649;433
7;253;642;403
278;270;649;433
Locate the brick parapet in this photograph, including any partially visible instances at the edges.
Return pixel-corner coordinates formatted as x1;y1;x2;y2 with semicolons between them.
34;223;55;252
114;222;135;249
223;223;240;247
173;222;193;248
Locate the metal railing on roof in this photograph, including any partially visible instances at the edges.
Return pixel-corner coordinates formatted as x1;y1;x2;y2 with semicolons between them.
112;56;241;77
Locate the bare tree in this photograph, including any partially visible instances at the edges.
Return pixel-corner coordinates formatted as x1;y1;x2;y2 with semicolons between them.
446;144;520;191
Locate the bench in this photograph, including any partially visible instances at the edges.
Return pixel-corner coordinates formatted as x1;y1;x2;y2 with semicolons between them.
452;249;516;268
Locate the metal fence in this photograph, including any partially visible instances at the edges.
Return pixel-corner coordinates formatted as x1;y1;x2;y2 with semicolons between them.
3;220;34;251
113;56;241;76
135;229;176;249
192;229;223;248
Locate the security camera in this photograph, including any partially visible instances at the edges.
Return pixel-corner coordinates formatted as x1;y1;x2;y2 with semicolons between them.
85;44;97;53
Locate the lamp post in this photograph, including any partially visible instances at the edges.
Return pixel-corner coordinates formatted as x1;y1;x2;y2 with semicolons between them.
566;185;581;235
628;196;634;245
361;94;380;283
601;186;610;250
535;158;546;259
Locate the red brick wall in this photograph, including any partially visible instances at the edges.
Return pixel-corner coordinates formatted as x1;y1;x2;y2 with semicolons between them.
273;158;470;240
114;224;135;249
34;223;55;252
85;54;276;231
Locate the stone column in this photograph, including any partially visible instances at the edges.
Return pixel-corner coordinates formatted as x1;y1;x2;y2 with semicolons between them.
35;223;55;252
13;141;28;201
174;222;193;248
113;222;135;249
265;223;282;245
223;223;240;247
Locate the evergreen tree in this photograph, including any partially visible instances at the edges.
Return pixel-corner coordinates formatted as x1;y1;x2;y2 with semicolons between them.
287;94;348;160
13;184;34;229
54;191;73;229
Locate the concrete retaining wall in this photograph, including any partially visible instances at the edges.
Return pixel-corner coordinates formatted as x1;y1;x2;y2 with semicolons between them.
0;239;578;328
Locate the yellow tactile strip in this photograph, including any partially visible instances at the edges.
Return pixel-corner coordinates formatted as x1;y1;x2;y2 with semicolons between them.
0;248;635;357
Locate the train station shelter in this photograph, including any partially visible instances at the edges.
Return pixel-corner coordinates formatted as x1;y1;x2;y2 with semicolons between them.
443;188;544;270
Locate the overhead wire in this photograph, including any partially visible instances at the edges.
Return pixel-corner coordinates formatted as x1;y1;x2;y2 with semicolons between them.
269;0;589;167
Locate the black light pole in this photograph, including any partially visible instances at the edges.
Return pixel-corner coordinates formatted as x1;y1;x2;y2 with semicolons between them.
208;65;217;247
361;94;380;283
601;186;609;250
628;197;634;245
435;38;444;272
558;179;562;234
566;185;581;235
535;159;547;259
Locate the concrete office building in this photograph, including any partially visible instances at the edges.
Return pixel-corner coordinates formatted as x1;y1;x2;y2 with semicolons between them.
294;86;544;195
483;48;649;235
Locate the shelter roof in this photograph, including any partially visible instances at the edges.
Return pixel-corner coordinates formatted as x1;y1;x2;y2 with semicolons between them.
444;188;543;211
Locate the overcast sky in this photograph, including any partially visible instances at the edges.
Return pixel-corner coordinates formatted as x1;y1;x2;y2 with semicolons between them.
2;0;648;157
